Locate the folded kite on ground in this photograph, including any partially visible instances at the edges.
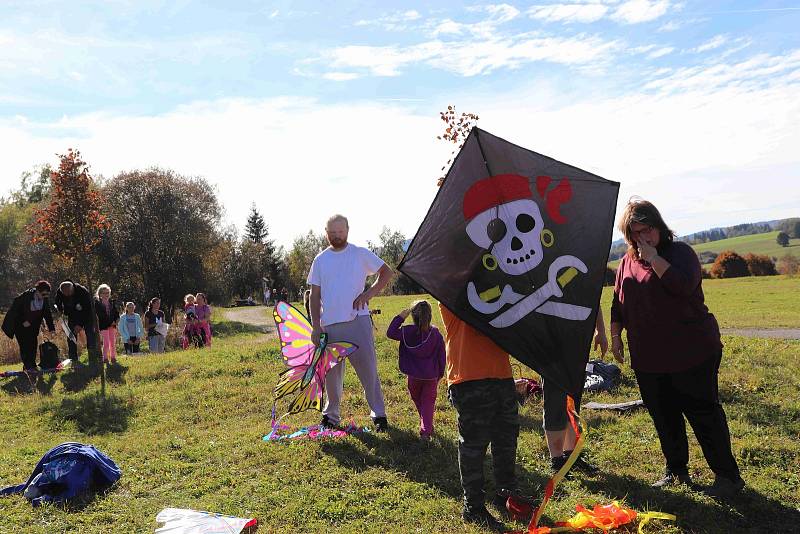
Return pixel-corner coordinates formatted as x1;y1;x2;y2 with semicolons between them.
155;508;257;534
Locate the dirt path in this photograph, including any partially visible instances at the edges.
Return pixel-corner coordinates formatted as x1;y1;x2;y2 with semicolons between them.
721;328;800;340
222;305;275;335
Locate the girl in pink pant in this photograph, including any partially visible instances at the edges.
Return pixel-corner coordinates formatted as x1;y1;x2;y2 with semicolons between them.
386;300;446;440
194;293;212;347
94;284;120;364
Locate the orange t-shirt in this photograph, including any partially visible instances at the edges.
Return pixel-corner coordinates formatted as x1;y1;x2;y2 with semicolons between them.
439;304;512;386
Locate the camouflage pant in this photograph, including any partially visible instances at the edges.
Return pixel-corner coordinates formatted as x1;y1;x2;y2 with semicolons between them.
448;378;519;510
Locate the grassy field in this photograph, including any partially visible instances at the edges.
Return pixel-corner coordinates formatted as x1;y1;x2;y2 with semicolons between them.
609;231;800;269
1;278;799;533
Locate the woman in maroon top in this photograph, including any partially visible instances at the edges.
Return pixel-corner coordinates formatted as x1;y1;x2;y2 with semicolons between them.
610;199;743;498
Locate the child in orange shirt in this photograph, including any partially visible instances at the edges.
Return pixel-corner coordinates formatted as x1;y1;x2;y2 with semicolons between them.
439;304;532;531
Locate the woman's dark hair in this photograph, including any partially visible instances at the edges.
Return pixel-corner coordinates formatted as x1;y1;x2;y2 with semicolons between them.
34;280;51;293
148;297;160;312
618;198;675;258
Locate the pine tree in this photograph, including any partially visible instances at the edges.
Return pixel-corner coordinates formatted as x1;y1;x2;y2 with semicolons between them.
245;204;266;243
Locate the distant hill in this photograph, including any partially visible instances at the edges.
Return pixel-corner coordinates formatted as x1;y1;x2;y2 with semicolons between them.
609;217;799;261
609;230;800;268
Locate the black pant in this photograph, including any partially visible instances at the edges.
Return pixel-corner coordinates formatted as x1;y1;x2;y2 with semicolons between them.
67;323;97;361
16;330;39;369
635;351;740;481
124;342;140;354
448;378;520;509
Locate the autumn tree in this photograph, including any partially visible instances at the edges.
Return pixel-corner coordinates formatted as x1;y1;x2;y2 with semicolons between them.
776;254;800;275
744;253;777;276
27;149;110;371
436;105;479;186
286;230;328;292
99;167;223;317
709;251;749;279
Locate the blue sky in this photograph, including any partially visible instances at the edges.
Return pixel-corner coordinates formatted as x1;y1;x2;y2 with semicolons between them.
2;1;799;247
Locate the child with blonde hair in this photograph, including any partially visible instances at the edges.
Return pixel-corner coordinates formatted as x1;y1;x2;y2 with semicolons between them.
94;283;120;364
386;300;445;440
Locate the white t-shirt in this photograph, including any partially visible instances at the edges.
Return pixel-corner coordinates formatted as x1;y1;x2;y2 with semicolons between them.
307;244;385;327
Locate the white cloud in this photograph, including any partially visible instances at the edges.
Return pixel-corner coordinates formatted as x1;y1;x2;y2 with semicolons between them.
354;9;424;31
693;34;728;53
318;34;619;78
322;72;361;81
528;3;610;24
431;19;464;36
612;0;671;24
648;46;674;58
6;48;800;244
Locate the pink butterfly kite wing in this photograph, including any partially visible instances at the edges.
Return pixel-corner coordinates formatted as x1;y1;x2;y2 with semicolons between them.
273;301;315;366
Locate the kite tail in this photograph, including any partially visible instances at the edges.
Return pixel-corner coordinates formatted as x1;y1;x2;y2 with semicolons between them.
529;396;584;533
637;511;677;533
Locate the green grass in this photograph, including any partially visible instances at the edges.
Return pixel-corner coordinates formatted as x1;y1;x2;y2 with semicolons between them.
609;231;800;269
596;275;800;329
691;231;800;259
1;287;799;533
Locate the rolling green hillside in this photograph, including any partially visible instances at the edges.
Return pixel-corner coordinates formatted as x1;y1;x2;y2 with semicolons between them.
609;231;800;268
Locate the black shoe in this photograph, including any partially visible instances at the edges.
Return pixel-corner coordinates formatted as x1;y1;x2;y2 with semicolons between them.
550;454;568;474
565;450;599;475
463;506;506;532
319;415;339;430
703;476;745;498
372;416;389;433
652;470;692;488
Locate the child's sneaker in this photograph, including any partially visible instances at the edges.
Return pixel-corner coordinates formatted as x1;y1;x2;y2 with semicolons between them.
462;505;506;532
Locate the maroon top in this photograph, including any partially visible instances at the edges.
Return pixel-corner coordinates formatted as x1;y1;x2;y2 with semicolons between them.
611;241;722;373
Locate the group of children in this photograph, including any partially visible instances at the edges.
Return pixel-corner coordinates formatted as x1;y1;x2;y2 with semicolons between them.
74;286;212;363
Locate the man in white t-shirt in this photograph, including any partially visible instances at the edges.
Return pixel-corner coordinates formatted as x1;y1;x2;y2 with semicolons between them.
307;214;394;431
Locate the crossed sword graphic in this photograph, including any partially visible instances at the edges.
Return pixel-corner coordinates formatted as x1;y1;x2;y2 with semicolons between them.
466;255;592;328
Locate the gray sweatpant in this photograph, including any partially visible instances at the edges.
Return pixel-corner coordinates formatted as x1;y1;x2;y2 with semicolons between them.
323;314;387;424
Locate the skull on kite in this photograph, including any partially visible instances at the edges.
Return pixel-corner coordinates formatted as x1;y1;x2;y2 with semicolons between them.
399;128;619;397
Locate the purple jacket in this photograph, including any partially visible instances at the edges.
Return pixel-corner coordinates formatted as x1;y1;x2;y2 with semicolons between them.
386;315;446;380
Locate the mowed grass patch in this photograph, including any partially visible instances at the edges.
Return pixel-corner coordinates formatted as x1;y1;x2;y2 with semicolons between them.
0;295;798;532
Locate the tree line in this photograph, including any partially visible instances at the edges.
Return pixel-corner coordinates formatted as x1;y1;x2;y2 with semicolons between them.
0;151;417;315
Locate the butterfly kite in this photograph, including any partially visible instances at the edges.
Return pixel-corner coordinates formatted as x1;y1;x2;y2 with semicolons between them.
264;301;360;441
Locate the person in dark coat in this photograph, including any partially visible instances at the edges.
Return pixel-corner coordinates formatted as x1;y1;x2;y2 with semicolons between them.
611;199;744;499
2;281;56;371
53;280;96;363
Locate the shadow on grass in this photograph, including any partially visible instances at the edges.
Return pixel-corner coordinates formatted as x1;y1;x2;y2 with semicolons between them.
54;391;134;435
211;320;267;337
320;425;550;503
105;361;129;385
1;372;58;396
582;471;800;533
60;364;102;393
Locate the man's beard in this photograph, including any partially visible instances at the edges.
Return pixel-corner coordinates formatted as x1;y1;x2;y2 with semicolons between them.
329;237;347;248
